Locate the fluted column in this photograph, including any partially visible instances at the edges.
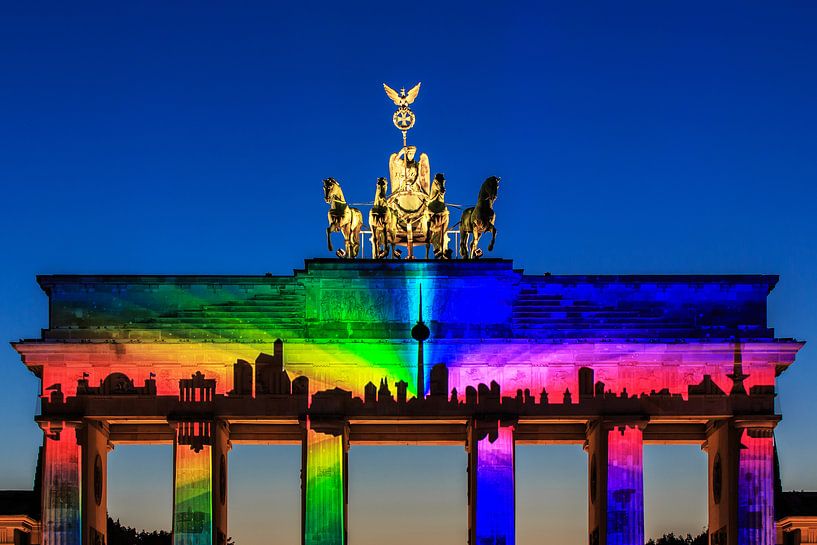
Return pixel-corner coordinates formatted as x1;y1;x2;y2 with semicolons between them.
705;419;777;545
173;420;230;545
467;419;516;545
586;420;645;545
302;418;348;545
40;421;82;545
736;423;776;545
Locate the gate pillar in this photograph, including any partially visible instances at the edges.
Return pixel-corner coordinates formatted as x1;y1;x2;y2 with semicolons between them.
585;420;645;545
467;419;516;545
705;419;777;545
302;418;349;545
40;421;82;545
172;420;230;545
81;420;110;545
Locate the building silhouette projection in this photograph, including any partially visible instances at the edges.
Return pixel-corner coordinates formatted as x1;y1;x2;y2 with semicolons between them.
10;259;805;545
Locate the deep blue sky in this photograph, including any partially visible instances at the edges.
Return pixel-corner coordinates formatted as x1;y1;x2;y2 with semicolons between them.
1;2;816;544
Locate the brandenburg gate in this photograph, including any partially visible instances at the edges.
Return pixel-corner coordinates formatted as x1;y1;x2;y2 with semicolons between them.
12;85;803;545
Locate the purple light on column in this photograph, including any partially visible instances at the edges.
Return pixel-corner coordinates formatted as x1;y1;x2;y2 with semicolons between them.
607;426;644;545
475;422;515;545
738;430;775;545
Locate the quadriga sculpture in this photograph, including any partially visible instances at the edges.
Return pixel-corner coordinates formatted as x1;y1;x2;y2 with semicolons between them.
323;177;363;258
459;176;500;259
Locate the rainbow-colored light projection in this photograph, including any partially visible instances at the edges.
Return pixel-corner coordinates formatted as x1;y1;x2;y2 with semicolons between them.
16;262;801;545
173;428;213;545
474;422;515;545
42;427;81;545
738;430;775;545
304;420;346;545
606;426;644;545
22;263;794;406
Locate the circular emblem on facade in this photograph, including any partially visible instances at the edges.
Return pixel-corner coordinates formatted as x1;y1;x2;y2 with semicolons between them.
713;453;722;504
590;454;598;504
219;455;226;505
94;454;103;506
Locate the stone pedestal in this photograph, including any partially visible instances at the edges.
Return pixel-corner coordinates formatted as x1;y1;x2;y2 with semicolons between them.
586;421;645;545
467;420;516;545
81;421;110;545
302;419;348;545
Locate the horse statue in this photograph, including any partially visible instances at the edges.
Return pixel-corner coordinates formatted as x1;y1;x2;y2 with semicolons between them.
424;173;451;259
459;176;500;259
323;177;363;258
368;177;396;258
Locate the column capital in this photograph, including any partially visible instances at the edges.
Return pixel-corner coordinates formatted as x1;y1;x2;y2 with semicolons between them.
81;419;110;437
215;419;232;452
586;417;649;436
38;419;83;440
733;416;780;432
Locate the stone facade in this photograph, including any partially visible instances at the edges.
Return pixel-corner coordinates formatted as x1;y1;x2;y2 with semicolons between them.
12;259;805;545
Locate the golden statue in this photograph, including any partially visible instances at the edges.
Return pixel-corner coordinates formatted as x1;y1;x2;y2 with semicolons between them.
459;176;500;259
321;82;500;260
323;177;363;258
388;146;430;194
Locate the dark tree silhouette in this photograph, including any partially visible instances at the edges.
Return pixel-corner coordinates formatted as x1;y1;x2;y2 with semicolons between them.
107;517;171;545
106;517;235;545
646;531;708;545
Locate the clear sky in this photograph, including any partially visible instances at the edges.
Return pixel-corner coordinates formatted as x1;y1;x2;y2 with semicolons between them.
1;2;816;544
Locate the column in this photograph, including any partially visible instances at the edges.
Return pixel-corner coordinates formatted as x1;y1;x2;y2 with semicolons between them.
81;420;110;545
705;420;777;545
586;421;645;545
468;419;516;545
173;420;230;545
736;425;775;545
302;418;348;545
705;421;739;545
41;421;82;545
211;421;230;545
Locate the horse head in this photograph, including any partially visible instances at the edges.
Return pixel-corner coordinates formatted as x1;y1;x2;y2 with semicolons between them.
323;177;339;203
376;177;388;199
432;173;446;197
479;176;500;204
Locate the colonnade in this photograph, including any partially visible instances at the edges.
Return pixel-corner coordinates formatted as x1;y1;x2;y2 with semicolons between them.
38;417;777;545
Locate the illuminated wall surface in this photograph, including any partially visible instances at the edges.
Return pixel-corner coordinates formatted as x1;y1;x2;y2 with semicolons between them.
174;432;213;545
14;260;801;545
42;431;81;545
738;431;775;545
304;421;345;545
474;423;515;545
18;261;798;405
606;426;644;545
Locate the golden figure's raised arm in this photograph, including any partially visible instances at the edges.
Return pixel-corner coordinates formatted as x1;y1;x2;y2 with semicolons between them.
418;153;431;194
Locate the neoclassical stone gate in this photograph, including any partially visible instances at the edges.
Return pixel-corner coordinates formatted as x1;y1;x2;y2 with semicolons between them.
14;260;802;545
